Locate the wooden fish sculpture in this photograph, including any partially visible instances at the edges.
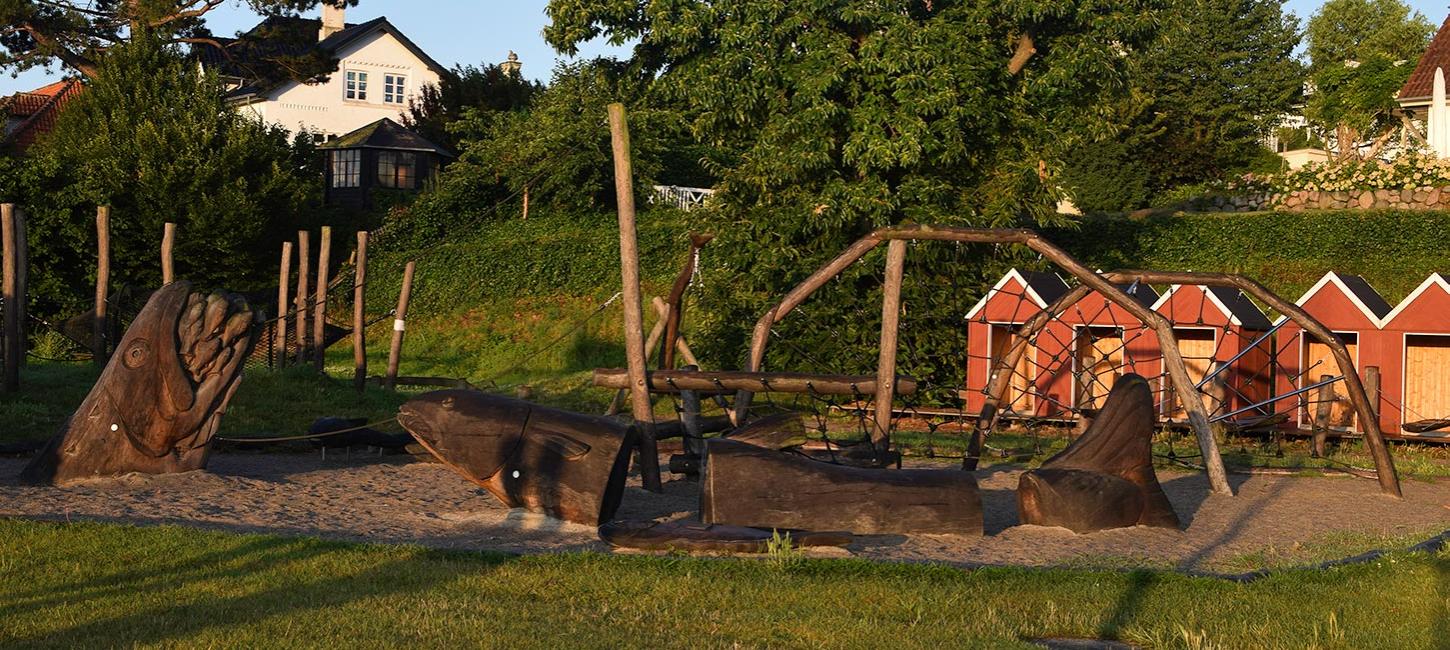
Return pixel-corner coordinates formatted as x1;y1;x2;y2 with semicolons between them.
1017;373;1181;533
22;282;258;484
398;390;636;526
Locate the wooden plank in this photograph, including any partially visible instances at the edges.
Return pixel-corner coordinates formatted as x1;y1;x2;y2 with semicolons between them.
313;226;332;372
608;102;661;493
871;239;907;453
353;231;368;392
592;368;918;395
94;207;110;364
384;261;415;390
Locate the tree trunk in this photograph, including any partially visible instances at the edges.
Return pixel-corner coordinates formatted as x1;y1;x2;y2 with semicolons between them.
701;439;982;535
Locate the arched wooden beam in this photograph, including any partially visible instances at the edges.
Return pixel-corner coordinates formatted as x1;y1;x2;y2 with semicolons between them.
732;225;1231;495
1103;270;1401;499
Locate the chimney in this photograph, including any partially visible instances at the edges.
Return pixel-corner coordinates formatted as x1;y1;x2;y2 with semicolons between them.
319;4;345;41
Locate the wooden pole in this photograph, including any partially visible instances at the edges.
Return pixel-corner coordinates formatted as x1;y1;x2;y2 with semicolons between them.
353;231;368;392
871;239;907;456
384;261;415;390
1313;374;1334;458
1364;365;1381;431
608;102;662;492
606;297;669;416
294;230;311;365
1;204;18;391
14;207;25;368
313;226;332;372
94;207;110;364
680;365;705;462
275;242;293;368
522;186;530;220
161;222;176;285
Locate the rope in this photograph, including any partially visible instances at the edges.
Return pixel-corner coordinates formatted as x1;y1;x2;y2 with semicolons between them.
215;417;400;443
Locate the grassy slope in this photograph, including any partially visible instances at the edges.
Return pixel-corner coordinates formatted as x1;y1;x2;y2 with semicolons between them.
0;520;1445;649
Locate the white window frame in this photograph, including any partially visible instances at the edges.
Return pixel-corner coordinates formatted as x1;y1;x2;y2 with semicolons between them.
383;74;407;105
345;70;369;101
330;149;361;188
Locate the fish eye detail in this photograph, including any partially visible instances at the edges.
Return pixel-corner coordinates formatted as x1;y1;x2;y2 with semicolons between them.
122;339;151;369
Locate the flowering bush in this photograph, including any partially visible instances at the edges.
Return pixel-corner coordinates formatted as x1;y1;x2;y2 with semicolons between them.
1247;152;1450;194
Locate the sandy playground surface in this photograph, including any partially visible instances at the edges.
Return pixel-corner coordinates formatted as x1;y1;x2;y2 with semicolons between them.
2;451;1447;572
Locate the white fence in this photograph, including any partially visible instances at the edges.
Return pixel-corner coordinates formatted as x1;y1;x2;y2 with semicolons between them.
650;185;715;211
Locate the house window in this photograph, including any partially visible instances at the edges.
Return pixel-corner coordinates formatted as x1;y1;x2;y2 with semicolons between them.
377;151;417;189
383;74;407;104
330;150;361;188
345;70;368;101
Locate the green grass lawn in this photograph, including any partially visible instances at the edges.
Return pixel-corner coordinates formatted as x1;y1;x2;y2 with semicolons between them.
0;519;1445;649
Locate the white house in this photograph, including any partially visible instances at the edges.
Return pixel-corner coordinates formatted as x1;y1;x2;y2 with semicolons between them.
196;6;446;139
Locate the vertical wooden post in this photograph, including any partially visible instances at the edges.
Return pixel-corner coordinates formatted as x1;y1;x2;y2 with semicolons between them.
94;207;110;364
871;239;907;456
384;261;415;390
353;231;368;392
275;242;293;368
680;364;705;464
522;186;530;220
608;102;662;493
1364;365;1381;432
161;222;176;285
2;204;19;391
294;230;311;365
313;226;332;372
14;207;25;368
1312;374;1334;458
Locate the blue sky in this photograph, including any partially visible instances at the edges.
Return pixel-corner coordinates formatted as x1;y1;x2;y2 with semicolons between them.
3;0;1448;95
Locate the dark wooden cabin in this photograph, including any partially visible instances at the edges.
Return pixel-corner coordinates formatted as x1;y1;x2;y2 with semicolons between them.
320;117;454;207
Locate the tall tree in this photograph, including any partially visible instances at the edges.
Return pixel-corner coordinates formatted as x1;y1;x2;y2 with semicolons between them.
1304;0;1433;157
544;0;1166;385
0;34;323;316
403;63;543;151
0;0;356;78
1066;0;1303;206
1306;0;1434;72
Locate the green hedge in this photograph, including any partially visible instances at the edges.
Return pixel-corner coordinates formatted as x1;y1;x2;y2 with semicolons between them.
367;209;689;314
1047;209;1450;302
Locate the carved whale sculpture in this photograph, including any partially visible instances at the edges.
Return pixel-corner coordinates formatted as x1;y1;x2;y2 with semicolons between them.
1017;373;1180;533
398;390;636;526
22;282;258;484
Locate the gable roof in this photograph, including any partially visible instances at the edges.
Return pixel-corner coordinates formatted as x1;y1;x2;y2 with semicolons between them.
195;15;446;101
1290;272;1393;326
319;118;454;157
1152;284;1270;329
964;268;1069;320
1380;273;1450;325
1399;14;1450;104
2;79;84;150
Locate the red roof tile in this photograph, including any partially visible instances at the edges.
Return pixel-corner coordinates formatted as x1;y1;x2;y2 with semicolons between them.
1399;15;1450;103
3;79;84;150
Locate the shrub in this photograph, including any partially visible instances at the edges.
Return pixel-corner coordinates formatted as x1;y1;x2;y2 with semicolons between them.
1061;140;1152;212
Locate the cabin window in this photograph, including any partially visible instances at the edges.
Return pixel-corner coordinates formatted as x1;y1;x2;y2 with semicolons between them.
345;70;368;101
330;150;361;188
377;151;417;189
383;74;407;104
